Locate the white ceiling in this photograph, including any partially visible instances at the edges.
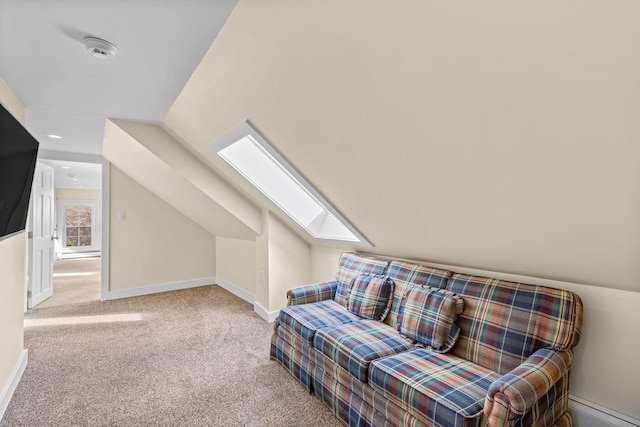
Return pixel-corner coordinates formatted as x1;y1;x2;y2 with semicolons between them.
0;0;237;155
40;160;102;190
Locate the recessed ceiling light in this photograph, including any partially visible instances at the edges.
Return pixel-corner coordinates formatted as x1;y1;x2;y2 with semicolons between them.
61;166;71;169
47;134;62;139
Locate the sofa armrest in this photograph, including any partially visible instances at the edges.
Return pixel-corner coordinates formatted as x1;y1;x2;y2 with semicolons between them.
286;280;338;306
483;348;572;426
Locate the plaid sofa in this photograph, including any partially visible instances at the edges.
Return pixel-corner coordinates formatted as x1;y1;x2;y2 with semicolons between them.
270;253;583;427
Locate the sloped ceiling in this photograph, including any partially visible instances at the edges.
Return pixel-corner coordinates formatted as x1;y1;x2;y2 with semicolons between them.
162;0;640;292
0;0;237;154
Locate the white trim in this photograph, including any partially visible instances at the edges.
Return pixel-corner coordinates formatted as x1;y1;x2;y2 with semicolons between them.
100;273;280;325
210;121;372;247
35;150;110;304
102;276;216;300
214;277;255;304
253;300;280;323
0;349;28;420
569;395;639;427
101;160;110;301
58;251;101;260
57;199;99;253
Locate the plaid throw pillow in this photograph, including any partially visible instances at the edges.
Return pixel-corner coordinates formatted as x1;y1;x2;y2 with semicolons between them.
347;275;394;321
398;286;461;350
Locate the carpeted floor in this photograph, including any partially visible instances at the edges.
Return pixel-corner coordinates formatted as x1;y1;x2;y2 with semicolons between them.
1;258;341;427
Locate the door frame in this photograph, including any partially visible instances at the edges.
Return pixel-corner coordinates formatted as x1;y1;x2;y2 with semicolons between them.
36;149;110;301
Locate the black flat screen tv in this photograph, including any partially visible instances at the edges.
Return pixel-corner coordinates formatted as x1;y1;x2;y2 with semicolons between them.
0;102;39;241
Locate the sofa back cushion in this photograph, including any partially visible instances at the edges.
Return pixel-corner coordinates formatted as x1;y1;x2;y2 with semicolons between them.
384;261;453;328
398;286;463;351
334;253;389;307
347;275;394;321
447;273;584;374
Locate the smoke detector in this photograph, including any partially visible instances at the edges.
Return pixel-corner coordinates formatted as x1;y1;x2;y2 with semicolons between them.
83;37;118;59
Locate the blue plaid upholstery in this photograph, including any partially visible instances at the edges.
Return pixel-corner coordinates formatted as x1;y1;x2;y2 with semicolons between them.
278;299;359;345
385;261;453;328
484;349;572;425
398;286;463;350
314;320;414;382
387;261;452;289
287;280;338;306
334;253;389;307
346;275;394;321
313;367;386;427
271;254;582;427
447;273;583;374
369;349;499;427
270;334;315;392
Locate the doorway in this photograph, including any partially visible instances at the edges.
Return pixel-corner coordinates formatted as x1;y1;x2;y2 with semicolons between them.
28;157;105;308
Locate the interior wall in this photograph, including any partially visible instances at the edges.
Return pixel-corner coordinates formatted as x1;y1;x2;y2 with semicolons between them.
254;210;269;311
0;235;26;401
108;165;216;291
215;236;256;295
267;214;311;311
0;75;26;411
56;188;102;253
164;0;640;294
161;0;640;419
310;245;343;283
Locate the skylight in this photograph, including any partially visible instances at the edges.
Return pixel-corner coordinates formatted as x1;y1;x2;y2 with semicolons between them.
210;121;371;246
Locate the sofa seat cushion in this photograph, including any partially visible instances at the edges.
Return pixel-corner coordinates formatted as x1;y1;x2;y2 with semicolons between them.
369;349;499;427
314;320;414;383
278;300;360;345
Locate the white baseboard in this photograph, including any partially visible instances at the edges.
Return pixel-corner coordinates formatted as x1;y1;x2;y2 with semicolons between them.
210;277;281;323
570;395;639;427
214;277;255;304
253;300;280;323
0;349;28;420
101;275;281;324
101;276;216;300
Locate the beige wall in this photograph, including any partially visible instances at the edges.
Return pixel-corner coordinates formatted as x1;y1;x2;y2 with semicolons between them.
103;119;257;241
310;245;344;284
0;235;27;402
267;214;311;311
0;75;26;410
161;0;640;418
112;119;262;235
56;188;102;251
108;166;216;291
57;188;101;201
0;77;24;124
165;0;640;294
254;211;269;311
215;236;256;295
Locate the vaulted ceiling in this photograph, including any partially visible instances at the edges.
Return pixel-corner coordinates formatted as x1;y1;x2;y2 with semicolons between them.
0;0;237;155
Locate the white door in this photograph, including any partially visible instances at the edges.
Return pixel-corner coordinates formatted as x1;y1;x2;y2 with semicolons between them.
28;162;55;308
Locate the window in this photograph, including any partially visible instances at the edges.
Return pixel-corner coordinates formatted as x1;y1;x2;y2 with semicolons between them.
57;200;99;254
210;121;371;246
64;205;93;247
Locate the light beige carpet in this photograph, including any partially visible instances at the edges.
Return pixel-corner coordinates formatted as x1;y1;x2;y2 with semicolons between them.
1;259;341;427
